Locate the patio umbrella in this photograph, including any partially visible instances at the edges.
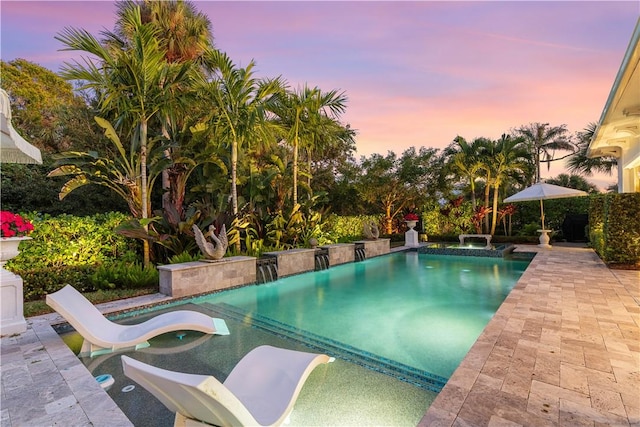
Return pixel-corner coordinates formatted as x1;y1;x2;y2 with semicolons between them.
503;181;587;235
1;88;42;164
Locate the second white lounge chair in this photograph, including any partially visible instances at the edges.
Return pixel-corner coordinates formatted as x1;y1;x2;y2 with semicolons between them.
121;345;334;426
46;284;229;357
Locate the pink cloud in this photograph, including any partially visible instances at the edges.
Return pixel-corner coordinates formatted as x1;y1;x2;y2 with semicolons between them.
0;0;634;191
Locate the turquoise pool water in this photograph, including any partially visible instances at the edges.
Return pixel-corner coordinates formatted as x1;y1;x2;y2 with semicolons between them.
197;251;530;380
73;250;530;426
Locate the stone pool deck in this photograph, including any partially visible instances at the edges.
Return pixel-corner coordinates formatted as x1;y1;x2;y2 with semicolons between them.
1;245;638;426
421;245;640;426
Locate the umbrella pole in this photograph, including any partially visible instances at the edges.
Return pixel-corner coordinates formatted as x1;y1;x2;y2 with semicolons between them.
540;199;545;230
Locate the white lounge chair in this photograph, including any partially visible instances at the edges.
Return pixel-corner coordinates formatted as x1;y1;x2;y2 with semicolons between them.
121;345;334;426
46;284;229;357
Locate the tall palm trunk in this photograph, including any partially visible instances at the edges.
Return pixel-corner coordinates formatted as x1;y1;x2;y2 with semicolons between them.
483;180;491;233
140;119;150;267
231;139;241;252
469;178;477;210
535;148;541;184
231;139;239;215
307;154;312;189
490;184;500;235
161;122;171;211
292;115;300;205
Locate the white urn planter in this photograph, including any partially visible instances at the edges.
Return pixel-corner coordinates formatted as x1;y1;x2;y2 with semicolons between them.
404;221;419;247
1;237;29;266
0;237;30;335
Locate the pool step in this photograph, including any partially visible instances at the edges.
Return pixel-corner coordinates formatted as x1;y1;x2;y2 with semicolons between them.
200;302;447;393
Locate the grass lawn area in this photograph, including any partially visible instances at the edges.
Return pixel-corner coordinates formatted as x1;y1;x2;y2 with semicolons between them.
24;287;157;318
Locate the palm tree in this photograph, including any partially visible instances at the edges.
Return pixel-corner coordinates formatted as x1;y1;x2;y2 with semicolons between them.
546;173;599;193
301;89;348;194
272;85;317;206
474;138;497;232
56;6;194;266
116;0;213;64
516;122;575;184
566;122;617;177
484;135;528;235
444;136;488;210
48;117;167;219
273;85;347;205
202;50;284;217
115;0;214;215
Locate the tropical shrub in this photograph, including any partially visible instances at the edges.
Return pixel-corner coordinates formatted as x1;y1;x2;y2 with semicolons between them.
5;212;142;300
266;204;327;249
422;197;473;235
88;262;159;290
20;265;96;301
517;222;541;237
324;214;381;242
167;252;202;264
1;162;129;216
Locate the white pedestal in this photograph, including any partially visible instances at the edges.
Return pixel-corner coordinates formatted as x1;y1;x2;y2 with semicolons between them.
537;229;552;249
1;270;27;335
405;229;419;247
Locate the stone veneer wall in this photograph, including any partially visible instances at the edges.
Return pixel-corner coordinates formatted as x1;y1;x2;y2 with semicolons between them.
264;248;316;278
418;243;515;258
158;256;256;298
158;241;393;298
321;243;355;266
356;238;391;258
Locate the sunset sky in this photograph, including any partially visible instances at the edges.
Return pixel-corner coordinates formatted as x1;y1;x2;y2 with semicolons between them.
1;1;638;189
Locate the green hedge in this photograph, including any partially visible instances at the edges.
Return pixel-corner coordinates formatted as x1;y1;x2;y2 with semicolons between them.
588;196;606;256
5;212;146;301
324;214;381;242
589;193;640;267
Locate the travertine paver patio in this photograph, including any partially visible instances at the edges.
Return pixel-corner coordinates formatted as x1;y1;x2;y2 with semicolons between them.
421;245;640;426
1;245;638;426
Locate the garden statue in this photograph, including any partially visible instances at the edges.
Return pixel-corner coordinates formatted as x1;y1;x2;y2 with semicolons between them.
363;220;379;240
193;224;228;261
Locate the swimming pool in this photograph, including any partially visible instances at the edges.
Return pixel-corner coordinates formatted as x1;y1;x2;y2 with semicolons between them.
73;250;531;426
197;251;530;381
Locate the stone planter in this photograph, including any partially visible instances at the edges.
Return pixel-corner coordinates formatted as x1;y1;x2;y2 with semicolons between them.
0;237;30;335
263;248;316;278
354;239;391;258
0;236;29;267
158;256;256;298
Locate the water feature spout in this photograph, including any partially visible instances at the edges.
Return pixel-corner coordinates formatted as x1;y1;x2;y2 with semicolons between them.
256;257;278;283
315;249;330;271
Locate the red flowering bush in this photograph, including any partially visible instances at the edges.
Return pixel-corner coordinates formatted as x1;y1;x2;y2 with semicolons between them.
0;211;34;238
404;212;419;221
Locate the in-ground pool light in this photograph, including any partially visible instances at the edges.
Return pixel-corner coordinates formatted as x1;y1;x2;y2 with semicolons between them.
95;374;114;391
121;385;135;393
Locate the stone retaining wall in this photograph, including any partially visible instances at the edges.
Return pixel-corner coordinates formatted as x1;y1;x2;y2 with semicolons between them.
158;256;256;298
264;248;316;277
321;243;355;266
159;241;393;297
355;238;391;258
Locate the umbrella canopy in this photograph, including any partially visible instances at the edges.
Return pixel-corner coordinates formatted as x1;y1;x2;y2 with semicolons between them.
1;89;42;164
503;182;588;231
